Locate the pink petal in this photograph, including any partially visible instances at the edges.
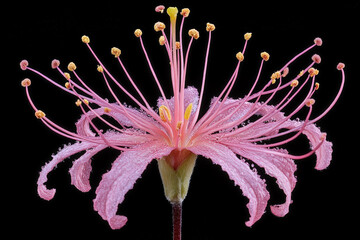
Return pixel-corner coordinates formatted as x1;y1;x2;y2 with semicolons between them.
37;141;96;200
69;145;107;192
93;140;173;229
187;141;270;227
231;146;297;217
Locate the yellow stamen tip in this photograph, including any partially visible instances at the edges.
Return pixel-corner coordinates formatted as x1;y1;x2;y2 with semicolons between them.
35;110;46;119
83;99;89;105
290;80;299;87
184;103;193;120
75;99;82;106
97;65;104;73
188;29;200;39
104;107;111;113
111;47;121;58
176;121;183;130
305;98;315;107
64;72;71;80
271;71;281;80
206;23;215;32
180;8;190;17
81;35;90;44
65;82;71;89
159;105;172;122
134;29;143;38
244;32;252;40
176;41;181;49
21;78;31;87
236;52;244;62
308;67;319;77
167;7;178;21
260;52;270;61
154;22;166;32
159;36;166;45
67;62;77;71
315;82;320;90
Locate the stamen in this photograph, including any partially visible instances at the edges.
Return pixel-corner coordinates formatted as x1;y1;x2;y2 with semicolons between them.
315;82;320;90
337;62;345;70
311;54;321;64
305;98;316;107
271;71;281;80
180;8;190;17
134;29;143;38
260;52;270;61
111;47;121;58
159;36;166;45
64;72;71;80
244;32;252;40
206;23;215;32
159;105;172;122
65;82;71;89
81;35;90;44
75;99;82;106
236;52;244;62
20;60;29;70
308;67;319;77
104;107;111;113
154;22;166;32
21;78;31;87
176;121;182;130
184;103;193;120
155;5;165;13
68;62;77;71
176;41;181;49
290;80;299;87
97;65;104;73
51;59;60;69
282;67;289;77
314;37;323;46
35;110;46;119
188;29;200;39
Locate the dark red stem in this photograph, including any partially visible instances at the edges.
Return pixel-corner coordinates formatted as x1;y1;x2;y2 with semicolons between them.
172;202;182;240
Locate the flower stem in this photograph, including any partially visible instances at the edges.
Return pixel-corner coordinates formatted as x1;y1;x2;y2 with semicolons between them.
172;202;182;240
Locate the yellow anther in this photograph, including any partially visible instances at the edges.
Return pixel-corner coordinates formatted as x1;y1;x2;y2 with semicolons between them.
83;99;89;105
21;78;31;87
75;99;82;106
176;121;183;130
299;70;304;76
97;65;104;73
271;79;277;84
67;62;77;72
159;105;172;122
184;103;193;120
261;52;270;61
315;82;320;90
159;36;166;45
65;82;71;89
104;107;111;113
305;98;315;107
111;47;121;58
35;110;46;119
206;23;215;32
290;80;299;87
154;22;166;32
64;72;71;80
176;41;181;49
308;67;319;77
271;71;281;80
188;29;200;39
81;35;90;44
134;29;143;37
167;7;178;22
236;52;244;62
180;8;190;17
244;32;252;40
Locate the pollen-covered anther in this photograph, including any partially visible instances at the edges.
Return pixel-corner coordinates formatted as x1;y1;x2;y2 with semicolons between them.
271;71;281;80
314;37;323;46
305;98;316;107
176;121;183;130
155;5;165;13
64;72;71;80
188;29;200;39
236;52;244;62
282;67;289;77
159;105;171;122
298;70;304;77
65;82;71;89
260;52;270;61
290;80;299;87
134;29;143;38
83;99;89;105
206;23;215;32
67;62;77;71
159;36;166;45
51;59;60;69
35;110;46;119
337;62;345;70
315;82;320;90
97;65;104;73
111;47;121;58
308;68;319;77
75;99;82;106
312;54;321;64
21;78;31;87
20;60;29;70
81;35;90;44
176;42;181;50
184;103;193;120
104;107;111;113
244;32;252;40
154;22;166;32
180;8;190;17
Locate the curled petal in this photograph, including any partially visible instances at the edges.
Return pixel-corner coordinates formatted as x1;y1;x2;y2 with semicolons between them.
37;141;96;200
188;141;270;227
93;140;173;229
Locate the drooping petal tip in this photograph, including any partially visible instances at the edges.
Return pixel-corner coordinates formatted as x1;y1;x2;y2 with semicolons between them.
109;215;128;230
37;185;56;201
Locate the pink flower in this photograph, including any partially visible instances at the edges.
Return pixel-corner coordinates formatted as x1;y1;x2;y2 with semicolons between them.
21;6;345;231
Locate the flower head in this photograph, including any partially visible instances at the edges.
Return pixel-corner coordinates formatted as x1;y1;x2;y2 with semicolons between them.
21;5;345;230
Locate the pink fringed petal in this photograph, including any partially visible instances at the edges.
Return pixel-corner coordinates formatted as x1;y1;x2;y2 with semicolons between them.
231;146;297;217
187;141;270;227
37;141;96;200
93;140;173;229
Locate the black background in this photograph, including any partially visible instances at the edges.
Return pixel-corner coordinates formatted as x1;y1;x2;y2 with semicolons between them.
5;0;359;239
